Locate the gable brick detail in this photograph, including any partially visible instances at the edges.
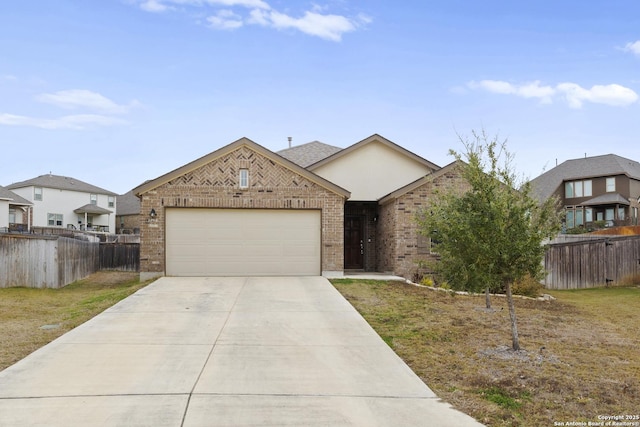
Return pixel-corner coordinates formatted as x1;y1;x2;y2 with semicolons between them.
138;146;345;275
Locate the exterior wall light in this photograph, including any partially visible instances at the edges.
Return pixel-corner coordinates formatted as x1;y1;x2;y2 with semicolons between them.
150;208;156;218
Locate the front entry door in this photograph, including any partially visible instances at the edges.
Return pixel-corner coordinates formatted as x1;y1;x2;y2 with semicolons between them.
345;216;364;269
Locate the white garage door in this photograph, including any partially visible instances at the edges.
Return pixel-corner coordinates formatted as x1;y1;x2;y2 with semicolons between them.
166;208;321;276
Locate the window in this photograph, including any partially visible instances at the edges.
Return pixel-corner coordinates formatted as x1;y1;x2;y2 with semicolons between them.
618;207;625;220
108;196;115;208
47;213;63;227
574;181;583;198
34;187;43;201
565;210;575;229
605;208;615;222
575;209;584;226
90;194;97;205
239;169;249;189
565;182;573;198
9;208;15;224
565;180;592;198
428;231;441;254
606;177;616;192
585;208;593;223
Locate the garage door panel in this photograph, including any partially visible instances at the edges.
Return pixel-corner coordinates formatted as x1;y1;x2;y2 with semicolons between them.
166;209;321;276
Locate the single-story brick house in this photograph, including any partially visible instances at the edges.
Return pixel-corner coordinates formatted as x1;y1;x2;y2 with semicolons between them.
133;134;467;280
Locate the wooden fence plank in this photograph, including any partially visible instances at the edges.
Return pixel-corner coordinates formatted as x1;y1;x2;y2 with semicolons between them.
0;235;100;289
545;235;640;289
99;243;140;272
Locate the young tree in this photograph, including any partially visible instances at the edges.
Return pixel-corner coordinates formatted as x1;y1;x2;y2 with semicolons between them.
416;130;561;351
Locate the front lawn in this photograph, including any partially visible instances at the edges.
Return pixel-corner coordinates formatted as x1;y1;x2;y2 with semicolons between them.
0;272;151;371
332;279;640;427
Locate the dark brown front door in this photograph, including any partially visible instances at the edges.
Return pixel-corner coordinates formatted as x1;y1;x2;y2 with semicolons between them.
345;216;364;269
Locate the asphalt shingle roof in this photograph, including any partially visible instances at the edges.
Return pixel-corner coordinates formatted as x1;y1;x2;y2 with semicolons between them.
277;141;343;168
6;174;117;196
530;154;640;202
0;185;32;205
116;190;141;216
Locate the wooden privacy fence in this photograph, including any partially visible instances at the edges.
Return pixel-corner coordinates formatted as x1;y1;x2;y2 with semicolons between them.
544;235;640;289
99;243;140;272
0;235;99;289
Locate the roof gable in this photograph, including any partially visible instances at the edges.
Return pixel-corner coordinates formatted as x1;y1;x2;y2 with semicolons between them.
307;134;440;201
6;174;117;196
307;134;440;171
132;137;350;198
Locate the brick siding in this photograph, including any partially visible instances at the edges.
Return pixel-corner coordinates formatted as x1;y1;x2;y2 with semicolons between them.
138;146;345;276
380;164;470;280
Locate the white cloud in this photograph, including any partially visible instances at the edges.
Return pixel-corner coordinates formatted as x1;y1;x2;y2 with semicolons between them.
204;0;270;9
469;80;554;103
260;10;356;42
468;79;638;108
139;0;169;12
36;90;140;114
0;113;127;130
135;0;270;12
132;0;369;41
0;89;139;130
623;40;640;56
207;9;243;29
557;82;638;108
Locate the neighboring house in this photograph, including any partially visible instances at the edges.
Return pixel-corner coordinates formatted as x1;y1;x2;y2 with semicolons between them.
0;185;33;232
6;174;117;232
116;190;141;234
133;134;467;280
530;154;640;229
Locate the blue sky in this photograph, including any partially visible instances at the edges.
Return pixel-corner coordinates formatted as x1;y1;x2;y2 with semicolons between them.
2;1;640;194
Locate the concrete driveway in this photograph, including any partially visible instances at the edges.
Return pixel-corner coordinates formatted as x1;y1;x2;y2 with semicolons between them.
0;276;483;426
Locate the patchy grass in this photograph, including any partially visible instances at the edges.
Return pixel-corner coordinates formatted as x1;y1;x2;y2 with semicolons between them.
331;279;640;427
0;272;152;371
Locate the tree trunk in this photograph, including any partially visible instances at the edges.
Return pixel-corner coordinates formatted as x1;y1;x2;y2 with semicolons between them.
485;286;491;309
505;282;520;351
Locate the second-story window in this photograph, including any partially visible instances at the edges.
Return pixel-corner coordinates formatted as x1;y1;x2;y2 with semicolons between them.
108;196;115;208
239;169;249;189
90;194;97;205
606;177;616;192
565;180;592;198
34;187;43;201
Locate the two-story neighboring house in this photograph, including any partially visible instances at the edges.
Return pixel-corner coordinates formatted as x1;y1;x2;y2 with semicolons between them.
6;174;117;232
0;185;33;232
530;154;640;229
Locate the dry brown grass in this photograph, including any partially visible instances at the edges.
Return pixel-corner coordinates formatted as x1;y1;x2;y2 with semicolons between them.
332;279;640;427
0;272;151;371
